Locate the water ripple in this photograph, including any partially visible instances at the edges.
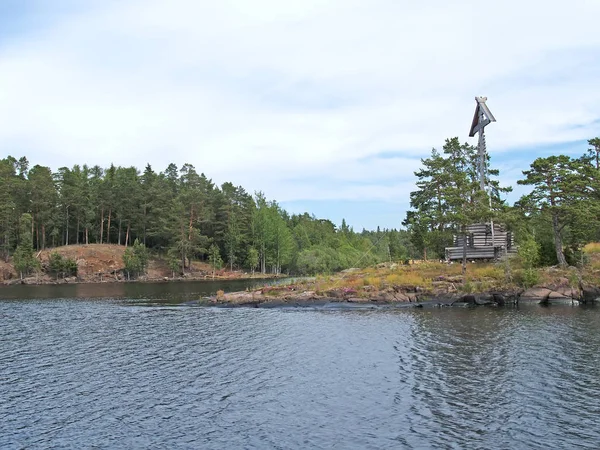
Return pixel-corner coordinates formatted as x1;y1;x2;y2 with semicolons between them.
1;300;600;448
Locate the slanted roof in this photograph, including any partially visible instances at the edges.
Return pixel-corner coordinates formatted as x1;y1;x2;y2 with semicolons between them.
469;96;496;137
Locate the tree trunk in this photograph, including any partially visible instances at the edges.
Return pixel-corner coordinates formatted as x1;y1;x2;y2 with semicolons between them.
125;224;130;247
42;224;45;249
76;218;80;245
188;206;194;241
100;207;104;244
552;213;567;267
32;213;35;247
118;219;122;245
85;227;89;245
66;208;69;245
35;218;39;250
106;209;111;244
143;203;147;246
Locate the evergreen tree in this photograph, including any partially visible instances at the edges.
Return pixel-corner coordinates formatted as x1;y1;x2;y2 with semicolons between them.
208;244;223;279
122;238;149;280
13;213;39;279
517;156;587;267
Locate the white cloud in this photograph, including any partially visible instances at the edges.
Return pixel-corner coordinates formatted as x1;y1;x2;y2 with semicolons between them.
0;0;599;223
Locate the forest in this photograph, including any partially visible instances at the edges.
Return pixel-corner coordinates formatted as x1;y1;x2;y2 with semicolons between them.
403;137;600;267
1;136;599;278
0;157;414;277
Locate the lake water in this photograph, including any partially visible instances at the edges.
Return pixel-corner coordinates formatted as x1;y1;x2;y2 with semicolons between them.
2;281;600;449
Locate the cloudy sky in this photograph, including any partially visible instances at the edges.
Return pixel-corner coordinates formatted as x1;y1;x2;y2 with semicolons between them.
1;0;599;230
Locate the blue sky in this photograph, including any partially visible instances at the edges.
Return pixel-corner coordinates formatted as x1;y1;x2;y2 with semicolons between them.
1;0;599;231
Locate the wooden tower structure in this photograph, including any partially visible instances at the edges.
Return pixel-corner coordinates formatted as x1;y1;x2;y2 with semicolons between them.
445;97;516;261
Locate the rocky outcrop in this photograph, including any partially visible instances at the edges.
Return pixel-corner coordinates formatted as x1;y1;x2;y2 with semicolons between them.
519;287;553;303
519;286;581;304
581;284;600;303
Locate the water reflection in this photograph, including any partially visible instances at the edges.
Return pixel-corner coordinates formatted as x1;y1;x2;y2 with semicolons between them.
0;278;287;302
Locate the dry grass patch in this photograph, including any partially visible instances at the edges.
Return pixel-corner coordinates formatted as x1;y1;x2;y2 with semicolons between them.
469;264;504;281
583;243;600;254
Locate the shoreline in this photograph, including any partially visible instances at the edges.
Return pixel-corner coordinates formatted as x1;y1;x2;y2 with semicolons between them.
205;285;598;308
1;273;285;287
3;271;599;307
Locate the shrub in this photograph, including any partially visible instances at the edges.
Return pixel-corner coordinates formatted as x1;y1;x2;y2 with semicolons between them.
514;268;539;288
518;235;540;269
47;252;77;279
122;239;149;280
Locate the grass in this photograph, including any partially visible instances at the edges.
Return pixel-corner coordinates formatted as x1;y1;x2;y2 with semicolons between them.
469;264;503;280
583;242;600;254
272;252;600;299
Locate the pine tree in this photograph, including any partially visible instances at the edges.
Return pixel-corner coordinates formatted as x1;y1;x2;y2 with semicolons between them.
208;244;223;279
517;155;586;267
13;213;39;279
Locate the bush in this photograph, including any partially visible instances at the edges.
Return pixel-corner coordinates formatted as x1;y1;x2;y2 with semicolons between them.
122;239;149;280
518;235;540;269
47;252;77;279
514;268;539;288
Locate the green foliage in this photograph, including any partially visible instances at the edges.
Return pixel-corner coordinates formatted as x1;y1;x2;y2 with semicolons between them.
518;269;540;289
47;252;78;279
3;135;600;278
404;137;510;260
246;247;259;275
13;213;40;278
122;239;149;280
517;234;540;269
166;247;181;278
296;246;341;275
208;243;223;277
0;155;414;276
517;155;596;266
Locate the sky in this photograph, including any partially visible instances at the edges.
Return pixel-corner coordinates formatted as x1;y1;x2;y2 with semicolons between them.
1;0;599;231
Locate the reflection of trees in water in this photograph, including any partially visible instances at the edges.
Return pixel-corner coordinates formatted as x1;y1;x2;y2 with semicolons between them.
0;278;281;302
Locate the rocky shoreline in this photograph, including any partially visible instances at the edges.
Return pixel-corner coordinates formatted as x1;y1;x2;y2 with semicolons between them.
206;283;600;308
0;272;279;287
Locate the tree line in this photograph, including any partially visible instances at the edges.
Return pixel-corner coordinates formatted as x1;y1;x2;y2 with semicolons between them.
0;158;416;277
4;136;598;278
403;137;600;267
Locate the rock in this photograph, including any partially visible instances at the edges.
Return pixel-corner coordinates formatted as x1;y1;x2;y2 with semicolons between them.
459;294;477;305
547;290;575;304
325;289;343;298
492;293;506;306
554;286;579;299
520;287;552;303
406;292;419;302
475;294;495;305
393;292;410;302
375;293;395;302
581;284;600;303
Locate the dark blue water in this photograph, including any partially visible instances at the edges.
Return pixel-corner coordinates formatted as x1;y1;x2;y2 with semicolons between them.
2;283;600;449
